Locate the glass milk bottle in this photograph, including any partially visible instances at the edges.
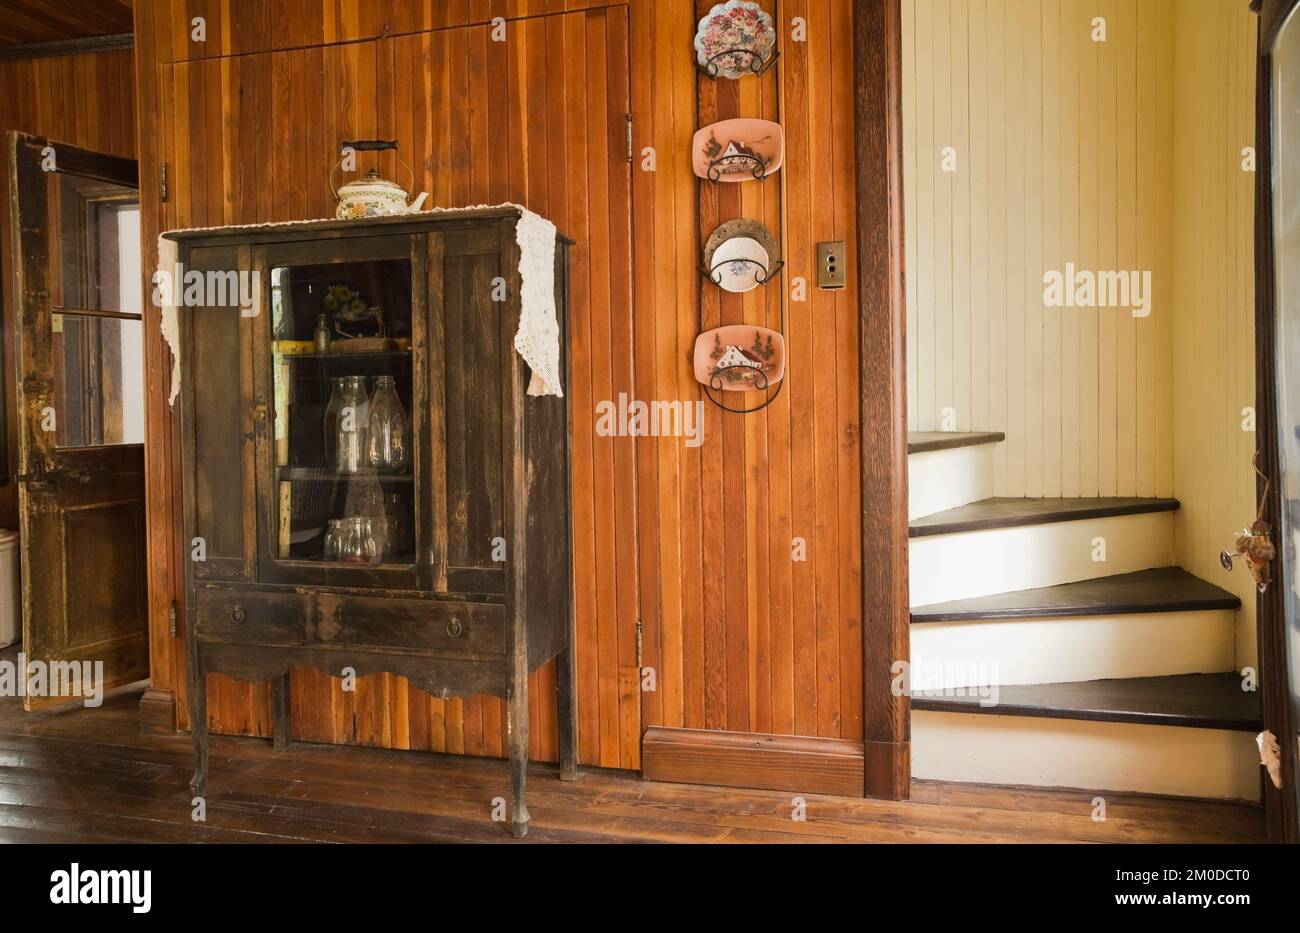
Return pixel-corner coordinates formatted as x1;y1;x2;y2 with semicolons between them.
333;375;369;474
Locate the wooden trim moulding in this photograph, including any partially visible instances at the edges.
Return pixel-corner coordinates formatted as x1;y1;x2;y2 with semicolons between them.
0;33;133;62
641;727;865;798
853;0;910;799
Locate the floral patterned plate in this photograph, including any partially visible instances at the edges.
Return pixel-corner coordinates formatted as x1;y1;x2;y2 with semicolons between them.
694;1;777;79
693;324;786;392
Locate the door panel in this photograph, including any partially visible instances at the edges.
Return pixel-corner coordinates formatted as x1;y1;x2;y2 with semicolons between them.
183;243;254;583
9;132;146;709
1268;0;1300;840
434;231;508;596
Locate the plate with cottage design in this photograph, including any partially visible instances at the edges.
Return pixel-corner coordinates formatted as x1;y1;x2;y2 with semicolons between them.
692;324;786;392
692;118;784;182
694;1;778;79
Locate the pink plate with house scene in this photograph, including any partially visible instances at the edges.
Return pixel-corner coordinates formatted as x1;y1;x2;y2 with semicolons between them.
692;118;785;182
692;324;786;392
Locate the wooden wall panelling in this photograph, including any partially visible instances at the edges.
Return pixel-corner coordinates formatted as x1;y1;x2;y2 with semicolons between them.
636;0;863;759
133;0;181;732
140;0;874;784
157;0;634;62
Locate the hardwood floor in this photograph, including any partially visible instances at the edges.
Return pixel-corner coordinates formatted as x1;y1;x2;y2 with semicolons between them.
0;681;1263;843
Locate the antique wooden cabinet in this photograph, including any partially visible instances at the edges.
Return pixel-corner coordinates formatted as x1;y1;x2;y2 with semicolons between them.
167;208;574;837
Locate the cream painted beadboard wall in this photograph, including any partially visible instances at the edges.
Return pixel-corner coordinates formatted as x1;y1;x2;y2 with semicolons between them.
904;0;1259;664
902;0;1176;499
1171;0;1259;667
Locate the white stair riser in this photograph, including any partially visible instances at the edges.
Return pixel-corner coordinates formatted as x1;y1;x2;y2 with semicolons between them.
909;512;1175;606
909;610;1236;688
908;445;996;520
913;711;1260;801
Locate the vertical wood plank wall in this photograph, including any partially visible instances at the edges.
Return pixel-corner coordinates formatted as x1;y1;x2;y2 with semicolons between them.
134;0;865;768
1172;0;1259;668
902;0;1177;499
0;49;137;530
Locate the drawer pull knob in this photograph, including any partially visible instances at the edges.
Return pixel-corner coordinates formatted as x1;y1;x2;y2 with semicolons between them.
446;618;464;638
229;606;246;624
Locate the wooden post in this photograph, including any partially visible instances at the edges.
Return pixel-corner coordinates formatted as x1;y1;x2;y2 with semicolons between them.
853;0;911;799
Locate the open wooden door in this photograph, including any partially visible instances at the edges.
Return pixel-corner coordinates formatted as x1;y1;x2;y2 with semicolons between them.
7;132;147;709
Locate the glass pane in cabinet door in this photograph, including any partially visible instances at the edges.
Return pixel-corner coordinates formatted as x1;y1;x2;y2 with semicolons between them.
269;258;415;566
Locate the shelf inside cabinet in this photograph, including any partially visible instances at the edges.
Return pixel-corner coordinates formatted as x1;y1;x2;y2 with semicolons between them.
277;466;414;484
278;349;413;364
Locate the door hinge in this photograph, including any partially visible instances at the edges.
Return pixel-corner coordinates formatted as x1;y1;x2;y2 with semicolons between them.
625;113;633;164
635;617;643;668
160;161;168;202
168;601;178;638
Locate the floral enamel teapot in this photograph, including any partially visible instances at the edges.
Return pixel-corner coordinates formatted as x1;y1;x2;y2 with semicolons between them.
331;139;429;219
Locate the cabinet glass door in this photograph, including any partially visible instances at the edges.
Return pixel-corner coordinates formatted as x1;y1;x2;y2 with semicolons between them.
1272;3;1300;826
256;236;424;587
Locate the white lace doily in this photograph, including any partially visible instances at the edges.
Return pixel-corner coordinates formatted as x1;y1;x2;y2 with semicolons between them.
158;204;564;407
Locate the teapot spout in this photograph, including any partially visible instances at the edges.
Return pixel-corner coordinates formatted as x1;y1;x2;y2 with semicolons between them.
408;192;429;212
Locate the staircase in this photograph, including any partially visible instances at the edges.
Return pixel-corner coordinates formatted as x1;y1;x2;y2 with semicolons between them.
907;432;1262;801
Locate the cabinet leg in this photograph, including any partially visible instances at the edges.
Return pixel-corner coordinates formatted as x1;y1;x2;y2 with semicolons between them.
188;670;208;798
557;644;578;781
271;672;292;752
508;679;530;838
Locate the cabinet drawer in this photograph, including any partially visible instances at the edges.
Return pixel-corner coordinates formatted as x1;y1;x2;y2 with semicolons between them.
194;589;506;657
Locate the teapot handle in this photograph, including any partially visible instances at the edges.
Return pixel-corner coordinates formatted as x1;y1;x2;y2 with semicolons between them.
331;140;414;203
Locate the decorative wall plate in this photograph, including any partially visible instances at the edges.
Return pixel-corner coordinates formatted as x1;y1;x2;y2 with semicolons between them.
704;219;779;269
693;324;786;392
694;1;778;79
709;236;769;292
692;118;784;181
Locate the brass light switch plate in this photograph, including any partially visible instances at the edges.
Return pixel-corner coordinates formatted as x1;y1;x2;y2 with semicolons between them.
816;241;846;289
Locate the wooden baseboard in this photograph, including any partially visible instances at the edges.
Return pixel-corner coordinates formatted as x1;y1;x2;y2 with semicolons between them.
642;727;865;797
138;687;177;736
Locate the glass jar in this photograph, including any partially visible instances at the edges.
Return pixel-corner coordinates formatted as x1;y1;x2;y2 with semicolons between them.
366;375;409;471
337;516;379;564
333;375;369;474
384;491;407;558
323;519;343;560
362;488;389;560
322;376;345;466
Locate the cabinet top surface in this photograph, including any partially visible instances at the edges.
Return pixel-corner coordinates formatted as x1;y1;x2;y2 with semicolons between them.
161;205;572;244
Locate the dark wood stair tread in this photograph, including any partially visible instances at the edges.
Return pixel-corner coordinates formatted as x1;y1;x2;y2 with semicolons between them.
909;496;1180;537
907;431;1006;454
911;568;1240;622
912;673;1260;731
